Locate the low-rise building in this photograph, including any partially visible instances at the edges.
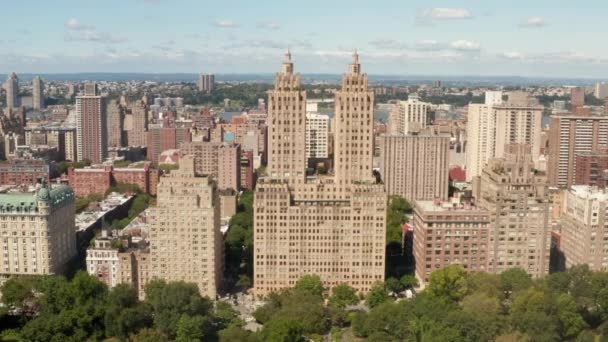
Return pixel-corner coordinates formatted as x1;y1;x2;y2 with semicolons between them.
413;197;490;286
68;164;159;197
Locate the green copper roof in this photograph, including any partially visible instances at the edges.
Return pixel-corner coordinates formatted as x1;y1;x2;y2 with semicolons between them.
0;185;75;214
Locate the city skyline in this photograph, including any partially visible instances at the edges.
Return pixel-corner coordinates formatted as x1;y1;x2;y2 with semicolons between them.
2;1;608;78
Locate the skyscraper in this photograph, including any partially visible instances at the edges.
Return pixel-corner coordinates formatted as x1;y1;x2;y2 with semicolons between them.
379;131;450;202
467;91;543;180
595;82;608;100
390;96;431;135
333;52;375;184
547;114;608;187
254;52;387;296
32;76;44;110
106;100;125;148
266;50;307;180
127;101;148;147
474;144;551;278
76;83;107;163
305;112;330;159
3;72;19;110
465;91;502;181
150;155;223;298
570;87;585;108
197;74;215;93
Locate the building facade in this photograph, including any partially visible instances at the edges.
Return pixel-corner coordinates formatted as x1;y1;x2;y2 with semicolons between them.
0;158;50;185
127;101;148;147
0;183;77;282
3;73;19;109
149;156;223;299
548;115;608;187
197;74;215;93
106;100;125;148
561;186;608;271
575;150;608;188
147;126;192;165
181;141;241;191
391;96;430;134
379;131;450;202
305;112;330;159
76;83;107;163
68;165;159;197
32;76;44;110
474;144;551;278
465;92;502;181
413;198;490;286
254;52;387;297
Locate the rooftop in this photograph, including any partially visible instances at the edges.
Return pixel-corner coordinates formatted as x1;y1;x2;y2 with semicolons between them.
569;185;608;201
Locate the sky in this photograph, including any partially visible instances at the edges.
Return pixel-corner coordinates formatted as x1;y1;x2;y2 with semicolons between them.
1;0;608;78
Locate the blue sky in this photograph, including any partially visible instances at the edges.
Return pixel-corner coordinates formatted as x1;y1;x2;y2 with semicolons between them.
1;0;607;77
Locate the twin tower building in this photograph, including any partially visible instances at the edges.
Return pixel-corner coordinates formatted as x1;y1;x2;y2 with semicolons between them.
254;51;387;296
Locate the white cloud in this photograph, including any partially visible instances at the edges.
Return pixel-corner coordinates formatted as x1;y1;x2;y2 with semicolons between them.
500;52;524;60
215;20;237;28
522;16;546;27
257;22;280;30
450;40;481;51
415;39;441;50
420;8;472;20
65;18;94;31
65;30;127;44
369;39;407;50
314;50;352;57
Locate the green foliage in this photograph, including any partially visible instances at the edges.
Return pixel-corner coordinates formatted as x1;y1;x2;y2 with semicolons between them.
420;91;484;107
158;163;179;175
328;283;358;309
386;196;411;244
224;190;254;291
106;182;143;196
113;160;132;167
427;264;468;301
57;160;91;175
175;315;213;342
182;83;273;107
366;281;390;308
294;274;324;297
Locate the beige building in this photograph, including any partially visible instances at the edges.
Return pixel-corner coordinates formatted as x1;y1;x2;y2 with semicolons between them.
0;183;77;283
391;96;430;134
32;76;44;110
305;112;330;159
413;197;490;286
493;93;543;167
86;231;151;299
547;115;608;187
106;100;124;148
465;92;503;181
474;144;551;278
149;156;223;299
266;50;307;180
127;101;148;147
254;52;387;297
561;185;608;270
466;91;543;180
379;131;450;202
198;74;215;93
3;72;19;109
181;141;241;190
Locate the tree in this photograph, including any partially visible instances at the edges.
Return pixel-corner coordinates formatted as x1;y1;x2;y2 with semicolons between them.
386;196;411;244
556;294;588;340
427;265;468;301
1;276;40;317
500;268;533;299
366;282;390;309
213;301;241;330
294;274;323;297
175;315;213;342
328;283;358;309
258;316;305;342
129;328;170;342
385;277;404;294
399;274;419;289
218;325;257;342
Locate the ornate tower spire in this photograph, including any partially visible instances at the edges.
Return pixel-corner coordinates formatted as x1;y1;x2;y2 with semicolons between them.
282;48;294;74
349;49;361;74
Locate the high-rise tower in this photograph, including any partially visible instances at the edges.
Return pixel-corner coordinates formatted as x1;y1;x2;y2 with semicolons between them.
3;73;19;110
266;49;307;180
254;52;387;297
76;83;107;163
333;52;375;184
32;76;44;110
